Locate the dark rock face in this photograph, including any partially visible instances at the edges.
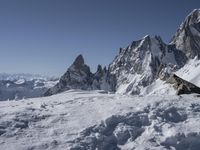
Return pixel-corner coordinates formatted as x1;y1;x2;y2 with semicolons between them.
44;55;116;96
171;9;200;59
167;74;200;95
73;54;85;70
92;65;116;92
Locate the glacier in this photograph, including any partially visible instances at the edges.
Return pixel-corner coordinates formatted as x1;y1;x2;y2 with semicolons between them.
0;90;200;149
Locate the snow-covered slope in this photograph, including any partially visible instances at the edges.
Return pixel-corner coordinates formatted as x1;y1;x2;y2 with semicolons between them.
0;90;200;150
140;57;200;96
176;57;200;87
140;79;176;96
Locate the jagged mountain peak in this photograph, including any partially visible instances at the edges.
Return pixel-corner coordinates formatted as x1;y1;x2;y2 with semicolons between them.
111;35;167;69
176;9;200;35
44;55;115;96
72;54;85;69
126;35;164;54
109;34;187;94
94;65;103;78
183;9;200;26
171;9;200;58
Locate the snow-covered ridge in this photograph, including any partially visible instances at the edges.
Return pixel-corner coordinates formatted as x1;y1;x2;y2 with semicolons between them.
109;35;186;95
44;55;116;96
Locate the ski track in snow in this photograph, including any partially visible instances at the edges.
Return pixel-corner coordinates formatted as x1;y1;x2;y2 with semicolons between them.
0;90;200;150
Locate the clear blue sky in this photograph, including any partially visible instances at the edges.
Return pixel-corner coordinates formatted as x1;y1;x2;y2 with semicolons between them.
0;0;199;76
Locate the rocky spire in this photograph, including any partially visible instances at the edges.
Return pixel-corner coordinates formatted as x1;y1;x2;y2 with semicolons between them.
73;54;85;70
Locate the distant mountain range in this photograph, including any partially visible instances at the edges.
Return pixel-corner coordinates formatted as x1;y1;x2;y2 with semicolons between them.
0;74;58;101
0;73;57;81
45;9;200;96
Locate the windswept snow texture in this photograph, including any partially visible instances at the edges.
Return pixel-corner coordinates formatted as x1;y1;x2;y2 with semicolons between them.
0;90;200;150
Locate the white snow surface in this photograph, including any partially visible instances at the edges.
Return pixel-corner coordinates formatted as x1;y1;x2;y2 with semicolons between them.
140;79;176;96
176;58;200;87
0;90;200;150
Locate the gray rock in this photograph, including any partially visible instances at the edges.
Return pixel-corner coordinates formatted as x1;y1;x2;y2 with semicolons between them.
167;74;200;95
44;55;116;96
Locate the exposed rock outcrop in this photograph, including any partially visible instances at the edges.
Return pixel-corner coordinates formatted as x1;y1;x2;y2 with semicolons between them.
167;74;200;95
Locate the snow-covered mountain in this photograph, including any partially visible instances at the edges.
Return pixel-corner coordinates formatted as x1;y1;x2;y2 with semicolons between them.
45;55;116;96
109;35;187;94
46;9;200;96
171;9;200;59
45;36;188;96
0;74;58;101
